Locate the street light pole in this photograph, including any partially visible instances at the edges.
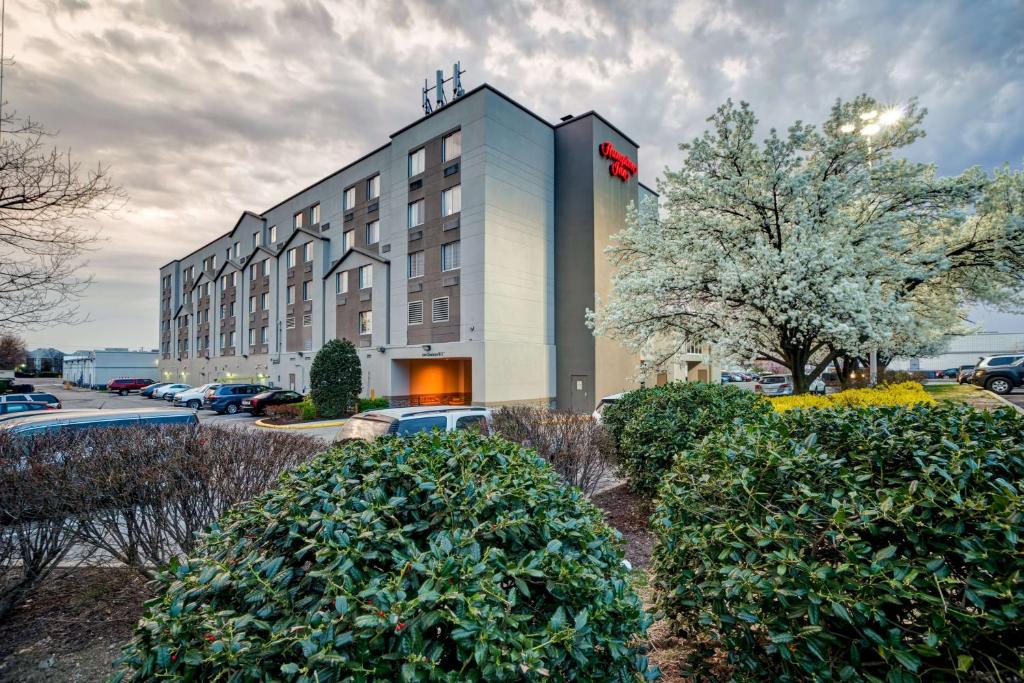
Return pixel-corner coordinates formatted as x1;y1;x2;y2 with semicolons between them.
840;105;903;387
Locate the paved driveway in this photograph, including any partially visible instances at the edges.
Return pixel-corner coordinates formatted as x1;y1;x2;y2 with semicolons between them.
1001;390;1024;412
28;382;345;441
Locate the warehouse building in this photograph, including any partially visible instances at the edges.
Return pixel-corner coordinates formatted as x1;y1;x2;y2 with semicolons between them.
157;81;713;410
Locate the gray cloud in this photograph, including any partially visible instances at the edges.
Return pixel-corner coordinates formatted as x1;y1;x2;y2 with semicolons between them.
8;0;1023;350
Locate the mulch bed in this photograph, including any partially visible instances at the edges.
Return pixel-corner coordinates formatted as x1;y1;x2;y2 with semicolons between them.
0;567;151;682
591;482;656;570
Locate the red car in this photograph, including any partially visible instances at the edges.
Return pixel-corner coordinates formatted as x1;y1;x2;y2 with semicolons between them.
107;378;157;395
242;389;304;415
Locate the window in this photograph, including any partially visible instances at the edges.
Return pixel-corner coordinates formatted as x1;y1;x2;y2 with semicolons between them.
249;328;256;346
344;230;354;251
260;326;269;344
221;275;229;292
408;250;424;279
365;220;379;245
228;301;235;316
302;313;312;327
303;242;313;262
358;264;372;289
202;257;209;271
302;280;311;301
408;148;425;176
366;174;380;199
456;415;488;433
432;296;450;323
408;199;424;228
253;232;261;248
229;331;235;346
336;271;348;294
408;300;423;325
293;211;303;229
230;271;236;287
286;248;296;268
262;259;271;276
233;242;240;258
250;263;258;279
344;186;356;209
260;292;269;309
310;203;320;225
286;285;295;304
359;310;372;335
213;254;218;270
286;316;296;329
441;240;461;271
443;130;462;161
248;296;256;313
396;416;446;435
441;184;462;216
269;226;277;244
219;332;226;349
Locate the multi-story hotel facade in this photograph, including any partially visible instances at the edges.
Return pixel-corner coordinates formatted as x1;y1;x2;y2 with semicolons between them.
158;84;713;411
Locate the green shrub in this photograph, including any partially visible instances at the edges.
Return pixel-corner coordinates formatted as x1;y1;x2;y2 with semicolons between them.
358;396;389;411
299;397;318;421
117;431;655;681
310;339;362;418
653;403;1024;681
603;382;770;495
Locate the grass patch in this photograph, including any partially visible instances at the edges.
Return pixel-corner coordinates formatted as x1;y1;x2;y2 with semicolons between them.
923;382;1005;410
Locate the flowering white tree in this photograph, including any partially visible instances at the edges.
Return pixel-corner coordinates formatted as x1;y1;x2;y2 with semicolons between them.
591;96;1024;393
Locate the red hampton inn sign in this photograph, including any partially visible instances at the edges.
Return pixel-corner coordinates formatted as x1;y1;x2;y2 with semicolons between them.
598;141;637;182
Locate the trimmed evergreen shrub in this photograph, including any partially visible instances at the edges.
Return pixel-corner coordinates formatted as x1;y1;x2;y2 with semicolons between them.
309;338;362;418
602;382;771;495
117;431;655;681
653;403;1024;681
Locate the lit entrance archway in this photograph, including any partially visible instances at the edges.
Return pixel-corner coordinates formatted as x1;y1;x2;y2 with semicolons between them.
391;358;471;407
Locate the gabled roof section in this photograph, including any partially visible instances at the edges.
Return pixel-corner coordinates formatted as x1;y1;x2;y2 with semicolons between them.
211;257;240;281
323;246;390;279
188;271;213;293
275;226;325;255
228;211;265;238
245;245;279;261
173;303;187;319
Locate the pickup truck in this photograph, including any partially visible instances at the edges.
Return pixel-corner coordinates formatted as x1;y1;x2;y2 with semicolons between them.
972;361;1024;395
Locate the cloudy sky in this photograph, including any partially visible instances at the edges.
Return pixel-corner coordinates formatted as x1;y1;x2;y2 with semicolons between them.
11;0;1024;350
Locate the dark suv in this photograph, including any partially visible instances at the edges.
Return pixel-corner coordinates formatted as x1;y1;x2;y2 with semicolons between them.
107;378;156;395
972;359;1024;395
203;384;269;414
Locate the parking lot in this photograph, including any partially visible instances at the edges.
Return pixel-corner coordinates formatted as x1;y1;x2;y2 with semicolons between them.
30;382;346;441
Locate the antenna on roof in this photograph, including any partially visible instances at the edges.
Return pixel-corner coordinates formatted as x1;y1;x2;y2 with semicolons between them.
421;62;467;116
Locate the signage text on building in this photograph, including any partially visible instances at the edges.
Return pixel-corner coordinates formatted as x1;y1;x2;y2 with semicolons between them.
598;141;637;182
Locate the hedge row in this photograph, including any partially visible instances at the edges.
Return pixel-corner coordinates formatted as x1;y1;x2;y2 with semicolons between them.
117;431;655;681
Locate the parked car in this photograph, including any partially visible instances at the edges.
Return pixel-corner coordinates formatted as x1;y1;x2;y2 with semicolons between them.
971;358;1024;395
173;383;221;409
203;384;270;415
0;408;198;436
152;383;190;400
720;372;744;383
242;389;303;415
139;382;170;398
0;392;62;408
957;365;977;384
592;392;625;423
754;374;794;396
107;378;156;395
938;367;959;379
976;354;1024;373
335;406;493;443
0;401;55;417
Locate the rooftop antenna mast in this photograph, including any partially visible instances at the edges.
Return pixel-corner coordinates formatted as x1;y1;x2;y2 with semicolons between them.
421;62;466;116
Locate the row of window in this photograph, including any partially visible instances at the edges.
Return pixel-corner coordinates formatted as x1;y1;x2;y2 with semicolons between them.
407;185;461;229
407;241;460;278
408;130;462;177
334;264;373;294
343;174;381;211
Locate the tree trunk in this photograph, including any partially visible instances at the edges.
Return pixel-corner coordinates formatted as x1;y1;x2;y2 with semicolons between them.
834;355;859;389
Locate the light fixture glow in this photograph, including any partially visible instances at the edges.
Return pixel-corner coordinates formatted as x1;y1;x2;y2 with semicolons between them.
860;123;880;136
839;123;856;134
859;110;878;121
878;107;903;126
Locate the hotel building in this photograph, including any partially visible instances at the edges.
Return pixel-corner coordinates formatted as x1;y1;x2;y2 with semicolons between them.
157;83;714;411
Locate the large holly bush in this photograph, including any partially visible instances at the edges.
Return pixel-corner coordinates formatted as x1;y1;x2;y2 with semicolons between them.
653;403;1024;681
117;431;655;681
309;338;362;418
602;382;771;495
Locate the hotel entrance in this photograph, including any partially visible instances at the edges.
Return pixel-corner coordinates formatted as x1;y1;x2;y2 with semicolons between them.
390;358;472;407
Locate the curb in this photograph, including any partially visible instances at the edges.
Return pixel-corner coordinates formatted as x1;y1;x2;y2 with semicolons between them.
984;389;1024;414
254;417;348;430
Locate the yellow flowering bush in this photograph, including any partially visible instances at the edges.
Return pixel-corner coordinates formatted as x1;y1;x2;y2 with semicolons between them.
770;381;935;412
